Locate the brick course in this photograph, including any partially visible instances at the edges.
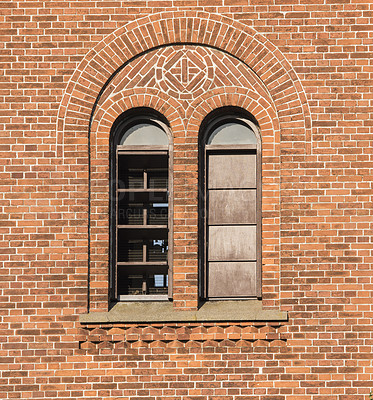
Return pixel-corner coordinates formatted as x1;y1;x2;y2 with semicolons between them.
2;1;373;399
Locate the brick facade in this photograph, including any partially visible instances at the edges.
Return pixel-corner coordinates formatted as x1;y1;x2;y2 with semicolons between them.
2;1;373;399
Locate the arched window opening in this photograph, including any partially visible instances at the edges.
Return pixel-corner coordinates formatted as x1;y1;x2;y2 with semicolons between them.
111;110;172;301
201;111;261;299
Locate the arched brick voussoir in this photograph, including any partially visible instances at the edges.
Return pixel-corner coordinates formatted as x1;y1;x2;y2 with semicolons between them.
186;87;280;149
90;88;185;144
88;89;185;310
89;88;185;166
57;10;311;155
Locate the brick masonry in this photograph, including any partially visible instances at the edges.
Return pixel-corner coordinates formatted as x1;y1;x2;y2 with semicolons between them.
2;1;373;399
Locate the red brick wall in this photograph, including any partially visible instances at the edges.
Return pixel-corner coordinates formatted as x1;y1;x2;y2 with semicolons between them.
2;1;373;399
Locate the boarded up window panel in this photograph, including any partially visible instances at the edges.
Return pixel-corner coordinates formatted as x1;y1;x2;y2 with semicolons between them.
208;153;256;189
208;262;256;297
208;189;256;225
208;225;256;261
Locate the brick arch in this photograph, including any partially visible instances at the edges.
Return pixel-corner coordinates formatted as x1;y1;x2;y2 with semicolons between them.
185;88;282;309
185;87;279;139
57;10;311;156
90;88;185;148
88;52;283;309
88;88;185;311
70;12;312;311
93;44;278;123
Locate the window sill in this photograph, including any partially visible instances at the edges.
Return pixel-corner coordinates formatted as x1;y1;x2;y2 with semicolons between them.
79;300;287;324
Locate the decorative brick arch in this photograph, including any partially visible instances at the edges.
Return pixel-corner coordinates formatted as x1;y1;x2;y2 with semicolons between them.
89;89;184;311
185;87;279;137
185;88;282;309
87;46;283;310
57;10;311;157
68;12;313;311
93;45;277;121
90;88;184;148
89;88;282;311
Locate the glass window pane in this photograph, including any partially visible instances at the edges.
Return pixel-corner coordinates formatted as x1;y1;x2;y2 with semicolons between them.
208;122;257;145
120;123;169;145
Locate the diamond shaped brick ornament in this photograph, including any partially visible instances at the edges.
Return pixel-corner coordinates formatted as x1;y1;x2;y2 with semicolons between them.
156;47;214;99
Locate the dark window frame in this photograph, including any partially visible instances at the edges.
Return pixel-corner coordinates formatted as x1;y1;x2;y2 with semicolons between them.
109;109;173;301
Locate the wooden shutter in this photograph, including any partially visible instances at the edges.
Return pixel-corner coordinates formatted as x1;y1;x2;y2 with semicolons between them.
206;151;258;298
208;153;256;188
208;262;256;297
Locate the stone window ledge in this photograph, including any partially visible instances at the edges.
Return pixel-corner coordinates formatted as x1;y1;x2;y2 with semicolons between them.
79;300;287;324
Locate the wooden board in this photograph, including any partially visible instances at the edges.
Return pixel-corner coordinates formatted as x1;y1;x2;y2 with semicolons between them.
208;262;256;297
208;225;256;261
208;153;256;189
208;189;256;225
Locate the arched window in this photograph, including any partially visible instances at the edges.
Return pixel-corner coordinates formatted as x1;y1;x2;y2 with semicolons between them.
201;112;261;299
110;110;172;301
